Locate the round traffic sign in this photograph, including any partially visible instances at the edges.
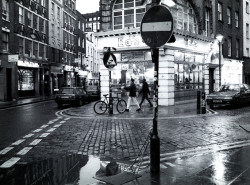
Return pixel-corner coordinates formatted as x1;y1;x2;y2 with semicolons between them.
140;5;174;48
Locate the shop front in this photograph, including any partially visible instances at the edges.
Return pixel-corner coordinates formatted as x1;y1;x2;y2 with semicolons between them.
51;66;64;94
17;60;39;98
64;65;74;87
96;29;213;106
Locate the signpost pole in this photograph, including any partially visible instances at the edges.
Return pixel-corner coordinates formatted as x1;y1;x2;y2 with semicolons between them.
151;48;160;173
109;70;113;114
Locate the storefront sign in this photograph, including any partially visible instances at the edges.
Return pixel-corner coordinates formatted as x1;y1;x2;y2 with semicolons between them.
51;66;63;74
8;55;18;63
17;60;39;68
121;51;144;62
64;65;73;71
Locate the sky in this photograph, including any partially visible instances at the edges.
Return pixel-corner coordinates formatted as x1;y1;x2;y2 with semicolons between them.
76;0;99;14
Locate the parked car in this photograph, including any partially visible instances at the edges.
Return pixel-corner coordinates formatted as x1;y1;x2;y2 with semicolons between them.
86;85;100;100
55;87;91;108
206;83;250;108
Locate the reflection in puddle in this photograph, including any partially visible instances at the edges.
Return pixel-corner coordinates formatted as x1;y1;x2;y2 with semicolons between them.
0;154;88;185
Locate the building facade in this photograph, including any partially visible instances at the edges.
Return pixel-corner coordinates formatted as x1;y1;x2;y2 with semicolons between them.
243;0;250;84
96;0;219;106
83;11;100;32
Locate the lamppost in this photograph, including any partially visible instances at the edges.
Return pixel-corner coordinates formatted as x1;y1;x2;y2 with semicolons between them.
216;34;223;87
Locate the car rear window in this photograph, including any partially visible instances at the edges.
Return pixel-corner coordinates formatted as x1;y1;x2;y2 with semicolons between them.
219;85;240;92
59;88;74;94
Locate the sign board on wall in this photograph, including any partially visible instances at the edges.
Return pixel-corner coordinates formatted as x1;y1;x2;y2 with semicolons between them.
8;55;18;63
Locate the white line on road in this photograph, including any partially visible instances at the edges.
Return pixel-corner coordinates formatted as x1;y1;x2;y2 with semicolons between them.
53;124;62;128
16;147;32;155
0;147;14;155
33;129;42;133
40;125;49;128
0;157;21;168
29;139;42;146
59;121;66;124
47;128;56;132
11;139;25;146
39;133;50;138
65;118;70;120
23;133;34;138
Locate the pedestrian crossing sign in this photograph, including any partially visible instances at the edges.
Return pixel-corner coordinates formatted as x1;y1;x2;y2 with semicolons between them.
103;52;117;69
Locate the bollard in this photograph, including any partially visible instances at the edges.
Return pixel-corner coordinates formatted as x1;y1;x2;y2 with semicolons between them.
201;91;206;114
197;90;201;114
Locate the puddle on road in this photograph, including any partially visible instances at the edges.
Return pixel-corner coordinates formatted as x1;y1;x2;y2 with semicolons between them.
0;154;103;185
0;154;133;185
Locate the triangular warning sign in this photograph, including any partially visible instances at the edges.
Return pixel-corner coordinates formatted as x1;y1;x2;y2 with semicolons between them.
107;55;116;66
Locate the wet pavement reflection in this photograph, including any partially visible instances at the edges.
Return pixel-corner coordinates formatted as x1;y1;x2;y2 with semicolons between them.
1;146;250;184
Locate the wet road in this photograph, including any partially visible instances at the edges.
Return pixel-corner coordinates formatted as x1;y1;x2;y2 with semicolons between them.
1;103;250;184
0;101;58;149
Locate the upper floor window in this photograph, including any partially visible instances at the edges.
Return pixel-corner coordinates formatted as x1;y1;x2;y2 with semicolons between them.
227;7;231;24
247;48;249;57
27;11;32;27
236;39;239;58
247;23;249;39
205;9;210;36
2;32;9;51
113;0;145;30
235;11;239;28
2;0;9;21
19;7;24;24
228;37;232;57
218;2;223;21
170;0;198;34
247;1;249;13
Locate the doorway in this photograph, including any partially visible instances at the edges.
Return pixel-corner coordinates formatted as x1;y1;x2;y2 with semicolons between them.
209;68;215;93
6;68;12;101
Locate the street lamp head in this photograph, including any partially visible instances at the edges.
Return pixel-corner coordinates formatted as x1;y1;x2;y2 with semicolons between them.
216;34;223;42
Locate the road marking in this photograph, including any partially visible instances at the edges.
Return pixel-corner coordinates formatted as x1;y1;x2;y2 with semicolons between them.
16;147;32;155
39;133;50;138
0;147;14;155
23;133;34;138
47;121;54;125
33;129;42;133
65;118;70;120
47;128;56;132
11;139;25;146
60;121;66;124
53;124;62;128
142;22;172;32
29;139;42;146
0;157;21;168
40;125;49;128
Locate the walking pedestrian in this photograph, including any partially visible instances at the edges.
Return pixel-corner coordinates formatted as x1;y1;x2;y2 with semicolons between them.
139;78;153;107
124;78;141;112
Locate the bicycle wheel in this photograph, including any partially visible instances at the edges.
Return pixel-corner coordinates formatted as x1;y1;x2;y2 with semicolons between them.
94;101;107;114
116;100;127;113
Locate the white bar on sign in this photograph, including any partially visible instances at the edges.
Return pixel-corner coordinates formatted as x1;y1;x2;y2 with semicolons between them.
33;129;42;133
0;147;14;155
29;139;42;146
54;124;62;128
40;125;49;128
23;133;34;138
11;139;25;146
39;133;50;138
142;22;172;32
47;128;56;132
17;147;32;155
0;157;21;168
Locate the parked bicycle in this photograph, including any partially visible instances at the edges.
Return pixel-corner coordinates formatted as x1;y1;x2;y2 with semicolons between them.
93;93;127;114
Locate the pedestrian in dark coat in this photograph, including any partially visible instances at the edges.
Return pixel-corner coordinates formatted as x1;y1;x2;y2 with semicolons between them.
139;79;153;107
124;78;141;112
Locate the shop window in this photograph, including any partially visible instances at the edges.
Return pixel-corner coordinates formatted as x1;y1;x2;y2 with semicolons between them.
113;0;145;30
2;0;9;21
174;52;204;90
18;69;35;91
